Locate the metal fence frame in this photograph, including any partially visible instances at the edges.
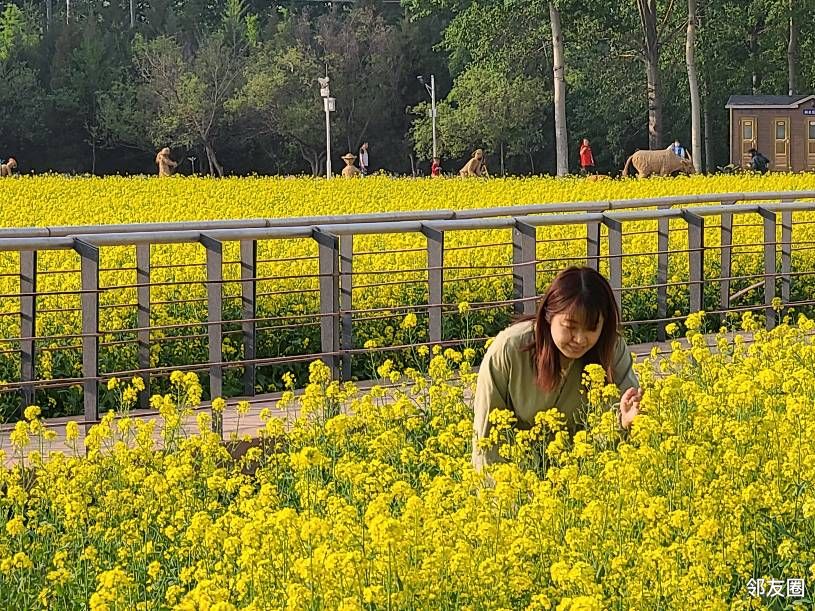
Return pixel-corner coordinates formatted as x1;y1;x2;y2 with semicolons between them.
6;190;815;426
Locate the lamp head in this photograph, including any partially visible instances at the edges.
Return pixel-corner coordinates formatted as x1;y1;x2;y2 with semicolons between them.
417;75;425;84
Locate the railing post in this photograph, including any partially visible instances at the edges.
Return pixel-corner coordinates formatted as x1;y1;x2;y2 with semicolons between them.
719;201;735;313
315;230;340;380
136;244;150;410
604;216;623;313
76;240;99;428
685;212;704;314
512;221;536;315
424;227;444;344
202;235;223;435
656;208;669;340
781;206;792;304
760;207;777;329
20;251;37;410
586;220;600;271
339;235;353;380
240;239;257;396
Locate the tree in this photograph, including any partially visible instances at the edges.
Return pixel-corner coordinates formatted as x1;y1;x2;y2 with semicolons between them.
634;0;685;149
550;1;568;176
411;64;547;175
231;42;327;175
234;7;407;175
787;0;798;94
686;0;702;171
130;0;251;175
0;3;48;159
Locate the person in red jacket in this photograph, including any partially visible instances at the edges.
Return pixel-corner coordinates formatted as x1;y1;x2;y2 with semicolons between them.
431;157;442;177
579;138;595;175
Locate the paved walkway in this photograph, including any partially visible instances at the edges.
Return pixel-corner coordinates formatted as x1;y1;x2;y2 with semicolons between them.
0;332;754;465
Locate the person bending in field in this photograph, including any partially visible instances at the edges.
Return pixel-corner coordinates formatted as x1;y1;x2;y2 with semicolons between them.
472;266;642;470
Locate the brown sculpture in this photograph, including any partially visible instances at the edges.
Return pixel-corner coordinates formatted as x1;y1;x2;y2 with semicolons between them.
459;148;489;177
155;147;178;177
622;149;695;178
0;157;17;177
341;153;361;178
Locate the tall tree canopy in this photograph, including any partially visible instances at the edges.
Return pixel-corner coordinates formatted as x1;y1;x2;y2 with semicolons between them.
0;0;813;175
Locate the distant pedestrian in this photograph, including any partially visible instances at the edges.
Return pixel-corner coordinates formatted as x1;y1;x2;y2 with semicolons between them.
667;139;691;161
748;148;770;174
579;139;595;175
431;157;442;177
358;142;369;176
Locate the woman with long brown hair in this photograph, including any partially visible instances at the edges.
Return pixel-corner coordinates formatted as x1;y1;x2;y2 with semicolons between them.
472;266;642;469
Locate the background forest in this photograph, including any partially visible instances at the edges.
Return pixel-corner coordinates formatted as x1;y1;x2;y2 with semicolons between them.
1;0;814;176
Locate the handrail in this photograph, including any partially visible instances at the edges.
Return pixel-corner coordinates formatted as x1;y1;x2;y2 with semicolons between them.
3;189;812;240
1;200;814;251
4;191;814;428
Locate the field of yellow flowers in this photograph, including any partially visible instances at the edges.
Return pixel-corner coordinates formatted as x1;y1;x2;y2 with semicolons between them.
1;312;814;609
2;173;815;419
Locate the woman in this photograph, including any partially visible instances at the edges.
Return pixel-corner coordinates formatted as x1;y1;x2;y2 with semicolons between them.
472;266;642;469
579;138;595;175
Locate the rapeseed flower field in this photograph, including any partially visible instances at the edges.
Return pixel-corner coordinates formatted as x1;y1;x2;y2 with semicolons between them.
1;174;814;418
1;313;814;608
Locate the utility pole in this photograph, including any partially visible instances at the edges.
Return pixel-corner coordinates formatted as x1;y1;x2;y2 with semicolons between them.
319;75;336;179
418;75;437;160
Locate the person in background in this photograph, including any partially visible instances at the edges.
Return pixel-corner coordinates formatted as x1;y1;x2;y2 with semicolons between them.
358;142;369;176
579;138;595;175
472;266;642;470
748;148;770;174
667;139;691;161
431;157;442;177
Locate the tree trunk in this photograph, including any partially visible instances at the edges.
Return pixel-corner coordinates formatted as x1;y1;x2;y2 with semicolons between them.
749;16;765;94
550;1;569;176
205;143;224;177
686;0;702;172
46;0;52;30
638;0;663;149
65;0;69;23
500;142;505;177
130;0;136;29
528;151;535;175
788;0;798;95
703;93;713;173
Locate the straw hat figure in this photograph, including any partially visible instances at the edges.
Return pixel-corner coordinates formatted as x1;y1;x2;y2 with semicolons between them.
341;153;360;178
156;147;178;177
459;148;489;177
0;157;17;177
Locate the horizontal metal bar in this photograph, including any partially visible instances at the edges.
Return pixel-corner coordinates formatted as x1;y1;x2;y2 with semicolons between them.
4;201;815;251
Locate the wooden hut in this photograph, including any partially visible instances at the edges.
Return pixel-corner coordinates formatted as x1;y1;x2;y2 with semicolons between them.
726;95;815;171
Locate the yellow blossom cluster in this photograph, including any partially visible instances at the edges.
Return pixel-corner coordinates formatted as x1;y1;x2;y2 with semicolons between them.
1;319;815;607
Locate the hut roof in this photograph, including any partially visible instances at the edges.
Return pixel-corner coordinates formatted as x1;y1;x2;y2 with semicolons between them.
726;95;815;109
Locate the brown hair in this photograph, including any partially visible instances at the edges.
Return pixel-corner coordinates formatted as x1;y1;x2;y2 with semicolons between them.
523;266;621;391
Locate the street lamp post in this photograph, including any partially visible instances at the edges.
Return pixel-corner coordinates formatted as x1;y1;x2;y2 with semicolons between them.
318;76;335;179
417;75;437;160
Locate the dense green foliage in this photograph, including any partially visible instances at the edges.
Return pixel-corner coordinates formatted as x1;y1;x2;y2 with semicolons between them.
1;0;814;176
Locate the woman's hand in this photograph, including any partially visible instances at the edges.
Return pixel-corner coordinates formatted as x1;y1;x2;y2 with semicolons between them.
619;387;643;430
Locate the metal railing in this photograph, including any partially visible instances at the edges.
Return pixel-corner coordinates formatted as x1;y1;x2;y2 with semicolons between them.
5;190;815;425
